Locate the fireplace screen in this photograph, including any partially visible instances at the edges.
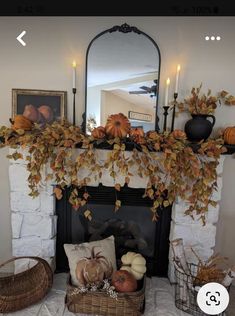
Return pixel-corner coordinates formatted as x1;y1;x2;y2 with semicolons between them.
56;185;172;277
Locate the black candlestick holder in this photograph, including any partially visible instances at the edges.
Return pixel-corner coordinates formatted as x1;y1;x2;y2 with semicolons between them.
171;92;178;132
72;88;77;126
163;106;170;132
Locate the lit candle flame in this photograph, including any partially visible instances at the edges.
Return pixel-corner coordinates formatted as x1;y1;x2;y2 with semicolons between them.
72;61;77;68
177;64;181;72
166;78;170;85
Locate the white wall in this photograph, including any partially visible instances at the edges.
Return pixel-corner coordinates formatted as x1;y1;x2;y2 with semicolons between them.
215;156;235;266
0;17;235;265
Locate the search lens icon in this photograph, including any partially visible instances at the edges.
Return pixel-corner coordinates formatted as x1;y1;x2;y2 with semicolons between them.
197;282;229;315
210;295;217;303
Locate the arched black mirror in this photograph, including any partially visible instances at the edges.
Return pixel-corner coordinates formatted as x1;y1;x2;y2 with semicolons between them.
84;23;161;134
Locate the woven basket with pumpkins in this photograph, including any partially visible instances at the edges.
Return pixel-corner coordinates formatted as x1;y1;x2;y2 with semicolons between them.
65;251;146;316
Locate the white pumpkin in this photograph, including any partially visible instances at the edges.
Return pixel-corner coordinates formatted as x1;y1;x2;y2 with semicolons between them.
121;252;137;265
121;252;146;280
120;266;144;280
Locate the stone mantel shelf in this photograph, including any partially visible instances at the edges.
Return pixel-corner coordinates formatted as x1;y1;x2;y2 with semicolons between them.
1;136;234;154
77;139;235;154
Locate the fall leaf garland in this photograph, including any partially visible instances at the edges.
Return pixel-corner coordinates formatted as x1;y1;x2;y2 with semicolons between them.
0;121;226;224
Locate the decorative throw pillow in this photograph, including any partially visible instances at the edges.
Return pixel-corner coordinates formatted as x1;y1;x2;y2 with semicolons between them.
64;235;116;287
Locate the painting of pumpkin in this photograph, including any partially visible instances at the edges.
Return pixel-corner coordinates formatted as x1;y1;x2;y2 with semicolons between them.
23;105;41;122
23;104;54;124
38;105;54;123
75;246;113;285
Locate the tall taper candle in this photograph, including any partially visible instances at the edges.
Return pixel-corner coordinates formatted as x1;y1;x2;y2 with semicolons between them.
165;78;170;106
72;60;76;89
175;64;180;94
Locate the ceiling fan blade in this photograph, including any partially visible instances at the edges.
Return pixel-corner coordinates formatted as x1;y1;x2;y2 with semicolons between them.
129;91;148;94
139;86;151;91
139;86;147;89
131;70;158;76
129;79;158;95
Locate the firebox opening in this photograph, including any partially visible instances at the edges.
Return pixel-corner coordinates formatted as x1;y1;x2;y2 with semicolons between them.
56;185;172;277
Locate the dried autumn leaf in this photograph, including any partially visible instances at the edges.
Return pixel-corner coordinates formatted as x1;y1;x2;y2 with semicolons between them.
52;131;60;140
115;199;121;212
147;188;154;199
54;187;63;200
152;213;158;221
120;144;126;151
163;200;170;207
45;174;53;181
110;171;116;178
114;183;121;191
220;90;229;98
80;199;87;206
84;209;92;221
15;129;25;135
209;200;217;207
153;200;159;208
113;144;120;151
7;152;23;160
83;192;90;200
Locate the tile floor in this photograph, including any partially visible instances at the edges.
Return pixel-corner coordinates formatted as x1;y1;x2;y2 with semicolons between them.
1;273;234;316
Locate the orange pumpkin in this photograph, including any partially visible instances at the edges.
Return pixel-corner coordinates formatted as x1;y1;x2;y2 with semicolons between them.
130;127;144;138
224;126;235;145
130;127;145;144
91;126;106;139
10;115;33;131
105;113;130;138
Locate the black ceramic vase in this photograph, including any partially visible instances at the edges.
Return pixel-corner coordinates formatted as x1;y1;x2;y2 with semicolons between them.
184;114;216;142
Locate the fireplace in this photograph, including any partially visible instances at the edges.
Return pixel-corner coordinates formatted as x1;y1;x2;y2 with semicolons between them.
9;149;224;282
56;184;172;277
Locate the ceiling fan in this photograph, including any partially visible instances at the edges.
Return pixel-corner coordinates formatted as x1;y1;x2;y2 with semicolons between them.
129;79;158;97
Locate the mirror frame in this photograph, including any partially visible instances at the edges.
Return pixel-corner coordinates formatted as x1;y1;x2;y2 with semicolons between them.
83;23;161;133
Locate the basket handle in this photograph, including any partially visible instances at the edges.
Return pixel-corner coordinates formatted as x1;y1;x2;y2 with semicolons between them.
0;256;47;269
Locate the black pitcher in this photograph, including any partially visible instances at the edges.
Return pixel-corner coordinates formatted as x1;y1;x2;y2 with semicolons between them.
184;114;216;142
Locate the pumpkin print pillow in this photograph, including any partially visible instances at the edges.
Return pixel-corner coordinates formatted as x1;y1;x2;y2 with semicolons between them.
64;235;116;287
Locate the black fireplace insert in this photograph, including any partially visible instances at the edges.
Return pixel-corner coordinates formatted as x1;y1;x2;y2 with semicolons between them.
56;184;172;277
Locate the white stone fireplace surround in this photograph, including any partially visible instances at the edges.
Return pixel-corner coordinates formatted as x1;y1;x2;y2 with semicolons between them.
9;148;225;281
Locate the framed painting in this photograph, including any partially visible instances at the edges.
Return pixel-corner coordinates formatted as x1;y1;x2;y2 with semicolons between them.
12;89;67;124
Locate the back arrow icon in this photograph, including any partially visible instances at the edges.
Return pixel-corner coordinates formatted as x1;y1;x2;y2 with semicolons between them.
16;31;26;46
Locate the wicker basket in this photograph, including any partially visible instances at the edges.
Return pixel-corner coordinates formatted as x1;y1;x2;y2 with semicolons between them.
175;263;229;316
0;256;53;313
65;275;146;316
